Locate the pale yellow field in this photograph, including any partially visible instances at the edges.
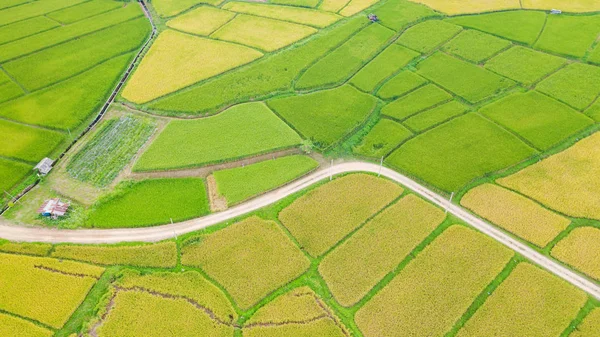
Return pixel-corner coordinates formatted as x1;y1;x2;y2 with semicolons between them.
498;132;600;220
522;0;600;12
461;183;570;247
319;194;445;306
244;287;348;337
95;290;234;337
51;241;178;268
180;216;310;309
222;2;341;28
152;0;223;17
211;14;317;52
122;30;262;104
552;226;600;281
456;263;587;337
166;6;235;36
0;253;104;329
117;270;237;322
0;242;52;256
0;313;52;337
571;309;600;337
339;0;380;17
408;0;520;15
355;225;513;337
279;173;403;257
319;0;350;12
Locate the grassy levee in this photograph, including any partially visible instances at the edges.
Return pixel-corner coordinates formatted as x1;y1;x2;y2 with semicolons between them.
295;23;395;90
212;155;319;206
87;178;210;228
442;30;511;63
0;4;143;63
3;17;151;91
267;85;378;149
134;103;302;171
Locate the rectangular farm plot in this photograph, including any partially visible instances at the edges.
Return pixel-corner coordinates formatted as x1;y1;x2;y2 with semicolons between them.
0;253;104;329
0;17;59;45
319;0;350;13
416;52;515;103
523;0;600;12
0;312;52;337
222;2;341;28
272;0;320;7
87;178;210;228
211;15;317;52
589;44;600;65
446;10;546;45
369;0;440;32
376;70;427;100
403;100;469;132
267;85;377;149
456;263;587;337
480;91;594;150
46;0;122;24
152;0;223;17
397;20;462;53
585;99;600;122
355;225;514;337
135;102;301;170
339;0;380;17
278;173;403;257
381;84;452;120
0;119;64;163
484;46;566;86
534;14;600;58
387;114;536;192
166;6;235;36
536;63;600;111
0;159;32;193
442;29;511;63
213;155;318;206
498;133;600;220
0;53;132;130
295;23;395;90
461;184;570;247
319;195;445;306
0;0;87;26
408;0;520;15
180;216;311;309
552;227;600;281
122;30;263;104
349;44;420;92
353;118;412;158
0;72;23;103
571;308;600;337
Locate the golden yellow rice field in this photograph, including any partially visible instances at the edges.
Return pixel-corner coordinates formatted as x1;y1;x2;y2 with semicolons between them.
355;225;513;337
456;263;587;337
339;0;380;16
166;6;235;36
211;15;317;52
0;313;52;337
461;184;570;247
319;194;445;306
571;309;600;337
522;0;600;12
0;253;104;329
279;173;403;257
551;226;600;281
122;29;262;103
0;242;52;256
498;132;600;220
319;0;350;12
51;241;178;268
407;0;520;15
180;216;310;309
222;2;341;28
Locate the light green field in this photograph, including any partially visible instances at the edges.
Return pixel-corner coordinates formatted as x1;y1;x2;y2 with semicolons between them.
397;20;462;53
442;29;511;63
536;63;600;110
535;14;600;58
87;178;210;228
376;70;427;100
403;100;468;132
0;0;87;26
0;119;64;163
152;0;223;17
387;114;536;192
213;155;318;205
0;17;59;45
267;85;377;148
353;118;413;158
135;102;301;170
381;84;452;120
46;0;122;24
484;46;566;86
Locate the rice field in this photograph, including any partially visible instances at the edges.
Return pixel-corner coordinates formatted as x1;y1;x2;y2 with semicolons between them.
278;173;403;256
498;132;600;219
571;309;600;337
355;225;514;337
222;2;341;28
134;103;301;170
552;227;600;281
461;183;570;247
442;30;511;63
87;178;210;228
408;0;520;15
397;20;462;53
353;118;413;158
381;84;452;120
180;216;311;309
152;0;222;17
0;158;32;192
534;14;600;58
536;63;600;111
0;241;52;256
212;155;318;206
484;46;566;86
319;195;445;306
0;312;53;337
403;100;468;132
376;70;427;100
0;119;64;163
165;6;235;36
456;263;587;337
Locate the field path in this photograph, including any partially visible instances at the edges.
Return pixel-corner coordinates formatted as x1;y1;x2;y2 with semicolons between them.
0;162;599;300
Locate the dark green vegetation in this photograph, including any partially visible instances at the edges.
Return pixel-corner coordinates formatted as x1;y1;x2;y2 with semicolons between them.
87;178;210;228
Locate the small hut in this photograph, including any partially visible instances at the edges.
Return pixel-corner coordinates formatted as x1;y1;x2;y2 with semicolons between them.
550;9;562;14
368;13;379;22
38;198;69;218
34;158;54;175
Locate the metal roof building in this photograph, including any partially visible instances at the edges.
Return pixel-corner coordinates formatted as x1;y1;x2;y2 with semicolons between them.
34;158;54;175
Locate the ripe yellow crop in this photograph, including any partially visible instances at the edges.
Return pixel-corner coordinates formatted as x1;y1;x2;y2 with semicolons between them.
552;226;600;281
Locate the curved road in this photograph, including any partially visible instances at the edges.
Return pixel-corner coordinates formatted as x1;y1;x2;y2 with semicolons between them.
1;162;599;300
